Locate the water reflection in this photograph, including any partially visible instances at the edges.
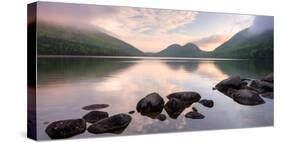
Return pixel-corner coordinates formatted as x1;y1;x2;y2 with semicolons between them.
36;57;273;140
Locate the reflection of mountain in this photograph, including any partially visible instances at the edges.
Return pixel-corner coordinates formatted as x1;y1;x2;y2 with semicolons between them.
158;43;208;57
213;60;273;79
163;61;199;72
37;22;144;56
162;59;273;80
37;58;136;85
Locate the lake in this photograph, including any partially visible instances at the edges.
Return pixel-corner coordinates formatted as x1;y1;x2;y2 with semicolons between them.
36;56;273;140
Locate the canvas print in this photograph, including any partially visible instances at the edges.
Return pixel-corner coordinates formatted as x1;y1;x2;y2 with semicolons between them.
27;1;274;140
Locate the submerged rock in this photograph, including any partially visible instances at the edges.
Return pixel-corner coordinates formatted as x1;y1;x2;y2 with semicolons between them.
87;113;132;134
231;89;265;105
185;112;205;119
136;92;164;118
262;73;273;83
128;110;135;114
215;76;241;92
164;98;186;119
45;119;86;139
167;91;201;107
199;99;214;108
260;92;273;99
82;111;109;123
156;114;167;121
82;104;109;110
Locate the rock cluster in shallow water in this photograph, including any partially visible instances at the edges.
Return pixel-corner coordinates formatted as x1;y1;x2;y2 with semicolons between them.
136;91;212;120
45;104;132;139
45;72;273;139
214;73;273;105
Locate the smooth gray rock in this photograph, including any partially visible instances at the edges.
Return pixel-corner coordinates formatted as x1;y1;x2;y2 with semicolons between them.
232;89;265;105
199;99;214;108
136;92;164;118
128;110;135;114
167;91;201;107
87;113;132;134
185;112;205;119
82;104;109;110
82;111;108;123
45;119;86;139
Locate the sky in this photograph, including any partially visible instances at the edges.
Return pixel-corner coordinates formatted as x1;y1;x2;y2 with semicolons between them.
37;2;271;52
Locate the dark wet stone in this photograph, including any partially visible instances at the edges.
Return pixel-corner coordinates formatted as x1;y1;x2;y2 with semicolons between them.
45;119;86;139
199;99;214;108
262;73;273;83
185;112;205;119
167;91;201;107
82;111;109;123
260;92;273;99
136;92;164;118
128;110;135;114
250;80;273;93
232;89;265;105
87;113;132;134
156;114;167;121
215;76;241;92
192;107;198;112
164;98;186;119
82;104;109;110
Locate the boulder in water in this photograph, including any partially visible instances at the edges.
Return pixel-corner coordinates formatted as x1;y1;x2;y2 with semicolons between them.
199;99;214;108
136;92;164;118
164;98;186;119
87;113;132;134
185;112;205;119
45;119;86;139
167;91;201;107
82;111;109;123
232;89;265;105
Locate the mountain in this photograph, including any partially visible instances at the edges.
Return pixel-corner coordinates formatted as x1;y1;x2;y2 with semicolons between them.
37;22;144;56
157;43;208;57
212;28;273;59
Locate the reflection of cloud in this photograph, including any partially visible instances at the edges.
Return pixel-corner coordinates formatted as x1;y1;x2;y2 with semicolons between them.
193;35;231;51
196;62;228;80
94;61;190;96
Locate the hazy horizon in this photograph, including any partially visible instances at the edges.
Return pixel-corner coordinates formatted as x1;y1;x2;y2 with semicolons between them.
37;2;273;52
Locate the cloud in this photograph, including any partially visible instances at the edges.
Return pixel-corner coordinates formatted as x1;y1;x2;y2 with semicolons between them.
37;2;257;52
193;34;231;51
37;2;119;27
249;16;273;34
91;7;198;36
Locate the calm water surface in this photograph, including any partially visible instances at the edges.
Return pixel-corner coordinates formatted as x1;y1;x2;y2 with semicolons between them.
36;57;273;140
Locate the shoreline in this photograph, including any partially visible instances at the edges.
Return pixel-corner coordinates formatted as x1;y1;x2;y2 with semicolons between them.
37;55;247;61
